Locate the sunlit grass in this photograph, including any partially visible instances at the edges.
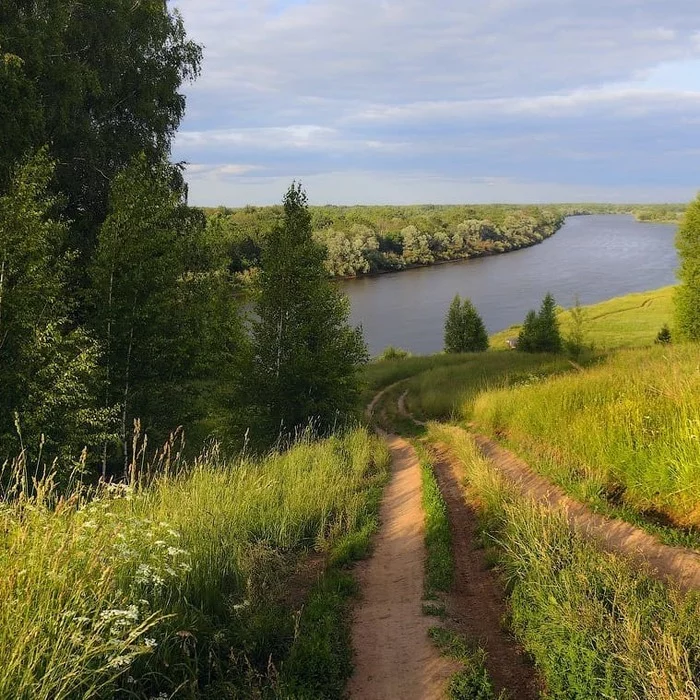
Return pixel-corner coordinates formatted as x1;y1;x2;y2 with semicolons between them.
490;286;675;350
401;352;576;423
471;344;700;527
428;425;700;700
0;428;389;699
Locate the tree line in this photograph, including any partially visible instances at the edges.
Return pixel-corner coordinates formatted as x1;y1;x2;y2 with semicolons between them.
0;2;367;481
206;204;566;281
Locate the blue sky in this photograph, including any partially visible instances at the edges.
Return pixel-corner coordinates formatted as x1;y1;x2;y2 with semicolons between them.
170;0;700;206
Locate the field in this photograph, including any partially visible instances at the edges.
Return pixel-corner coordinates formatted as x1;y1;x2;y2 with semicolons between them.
358;282;700;696
490;285;675;350
427;425;700;700
471;344;700;529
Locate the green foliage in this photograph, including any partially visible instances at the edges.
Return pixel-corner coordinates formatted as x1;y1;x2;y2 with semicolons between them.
444;295;489;353
244;184;368;442
415;442;453;596
565;296;589;359
655;323;672;344
518;292;563;353
430;428;700;700
0;152;112;469
377;345;412;360
674;194;700;341
517;310;539;353
204;204;566;282
429;628;497;700
0;427;389;698
0;0;202;259
90;155;241;474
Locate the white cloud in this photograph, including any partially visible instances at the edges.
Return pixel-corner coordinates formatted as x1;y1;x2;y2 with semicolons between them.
184;168;696;207
169;0;700;203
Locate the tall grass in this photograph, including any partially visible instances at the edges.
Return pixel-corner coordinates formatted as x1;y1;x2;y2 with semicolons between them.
0;428;389;699
471;345;700;526
402;353;575;423
429;425;700;699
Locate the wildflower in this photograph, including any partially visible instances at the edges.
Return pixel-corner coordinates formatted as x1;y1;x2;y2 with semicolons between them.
144;638;158;648
108;654;134;669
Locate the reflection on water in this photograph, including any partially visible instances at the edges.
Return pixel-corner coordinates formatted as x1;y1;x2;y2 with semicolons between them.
338;215;678;355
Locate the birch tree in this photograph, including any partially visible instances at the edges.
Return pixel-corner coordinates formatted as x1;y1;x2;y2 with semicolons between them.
244;184;368;442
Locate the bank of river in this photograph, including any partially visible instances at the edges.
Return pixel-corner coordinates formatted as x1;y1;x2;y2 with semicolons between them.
339;215;678;355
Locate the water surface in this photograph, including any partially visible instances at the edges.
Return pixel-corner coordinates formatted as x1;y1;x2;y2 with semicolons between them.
339;215;678;355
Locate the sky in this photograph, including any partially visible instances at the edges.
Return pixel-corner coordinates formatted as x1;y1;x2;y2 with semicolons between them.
170;0;700;206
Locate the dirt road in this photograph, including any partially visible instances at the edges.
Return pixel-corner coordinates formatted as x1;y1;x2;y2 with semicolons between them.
347;435;457;699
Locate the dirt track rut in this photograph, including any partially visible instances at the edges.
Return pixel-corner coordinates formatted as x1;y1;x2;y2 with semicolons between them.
347;434;457;699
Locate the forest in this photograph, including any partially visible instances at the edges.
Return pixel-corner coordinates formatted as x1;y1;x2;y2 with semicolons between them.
203;202;685;284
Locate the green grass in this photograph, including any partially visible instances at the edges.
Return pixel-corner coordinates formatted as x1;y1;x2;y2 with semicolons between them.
429;628;501;700
362;353;475;401
415;442;453;597
0;428;390;699
429;425;700;700
401;352;577;423
471;344;700;528
490;286;675;350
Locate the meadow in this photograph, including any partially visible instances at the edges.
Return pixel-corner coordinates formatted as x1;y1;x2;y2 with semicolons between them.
490;285;675;350
471;344;700;529
0;429;389;699
427;425;700;700
363;281;700;697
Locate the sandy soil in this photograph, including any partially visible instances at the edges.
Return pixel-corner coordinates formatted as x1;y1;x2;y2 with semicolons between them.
429;442;541;699
347;435;458;700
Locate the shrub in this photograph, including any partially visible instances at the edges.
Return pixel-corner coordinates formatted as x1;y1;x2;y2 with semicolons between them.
655;324;672;344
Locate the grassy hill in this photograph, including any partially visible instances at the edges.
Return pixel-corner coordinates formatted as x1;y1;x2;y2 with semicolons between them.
0;429;389;698
366;285;700;699
490;285;675;350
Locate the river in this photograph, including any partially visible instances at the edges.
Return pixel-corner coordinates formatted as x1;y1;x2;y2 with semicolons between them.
338;215;679;356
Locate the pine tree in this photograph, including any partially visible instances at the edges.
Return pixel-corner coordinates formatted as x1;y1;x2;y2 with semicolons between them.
444;295;488;353
518;310;539;353
461;299;489;352
244;183;368;441
444;294;463;353
536;292;563;353
675;194;700;341
655;324;672;344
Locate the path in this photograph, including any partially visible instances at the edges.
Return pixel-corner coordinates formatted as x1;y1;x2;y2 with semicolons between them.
396;389;700;593
468;429;700;593
347;434;457;699
429;442;540;699
432;423;700;594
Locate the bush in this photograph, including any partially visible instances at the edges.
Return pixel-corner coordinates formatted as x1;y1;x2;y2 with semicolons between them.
378;345;412;361
655;324;672;344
